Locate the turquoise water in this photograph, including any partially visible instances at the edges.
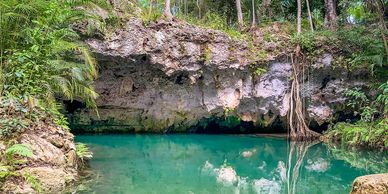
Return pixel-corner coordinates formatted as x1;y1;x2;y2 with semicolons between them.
75;134;387;194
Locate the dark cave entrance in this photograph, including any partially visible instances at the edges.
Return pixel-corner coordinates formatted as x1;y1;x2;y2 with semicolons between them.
62;101;329;135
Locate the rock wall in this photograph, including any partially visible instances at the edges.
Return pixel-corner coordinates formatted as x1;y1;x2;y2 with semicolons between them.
70;19;369;133
0;122;78;193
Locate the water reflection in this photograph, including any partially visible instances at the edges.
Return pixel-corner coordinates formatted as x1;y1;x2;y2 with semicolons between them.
286;141;320;194
75;135;386;194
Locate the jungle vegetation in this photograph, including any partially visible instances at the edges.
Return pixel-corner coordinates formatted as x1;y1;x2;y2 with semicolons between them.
0;0;387;143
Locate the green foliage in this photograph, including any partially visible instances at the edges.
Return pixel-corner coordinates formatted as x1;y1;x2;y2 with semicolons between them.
203;47;212;64
223;107;235;117
0;118;27;137
336;26;385;75
311;9;324;29
23;173;43;193
327;119;388;148
343;87;382;123
344;87;369;109
177;13;243;40
0;0;109;136
219;116;241;128
253;67;267;76
5;144;33;159
330;80;387;148
0;164;17;181
140;7;162;26
76;143;93;162
0;143;34;181
291;32;317;53
376;81;388;114
327;143;388;174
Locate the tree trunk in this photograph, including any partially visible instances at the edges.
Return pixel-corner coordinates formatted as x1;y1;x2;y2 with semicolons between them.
324;0;337;30
163;0;173;20
288;0;321;141
297;0;302;34
261;0;271;19
251;0;256;27
375;1;388;59
196;0;201;19
306;0;314;32
236;0;244;30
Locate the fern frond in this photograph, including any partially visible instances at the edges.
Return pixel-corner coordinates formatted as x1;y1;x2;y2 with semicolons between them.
5;144;33;158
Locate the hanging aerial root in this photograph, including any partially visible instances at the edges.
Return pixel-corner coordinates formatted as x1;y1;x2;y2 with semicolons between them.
287;52;320;141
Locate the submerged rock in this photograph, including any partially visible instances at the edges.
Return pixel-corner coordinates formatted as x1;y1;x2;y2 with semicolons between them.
216;166;239;186
305;158;330;172
241;148;257;158
252;178;281;194
350;173;388;194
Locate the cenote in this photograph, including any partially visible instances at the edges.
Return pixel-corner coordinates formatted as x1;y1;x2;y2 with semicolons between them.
75;134;387;194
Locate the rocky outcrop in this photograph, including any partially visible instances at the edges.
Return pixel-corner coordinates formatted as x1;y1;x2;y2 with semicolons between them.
70;19;370;133
350;174;388;194
0;121;78;193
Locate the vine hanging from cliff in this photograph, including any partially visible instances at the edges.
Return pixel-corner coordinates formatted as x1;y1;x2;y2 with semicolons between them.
288;46;320;140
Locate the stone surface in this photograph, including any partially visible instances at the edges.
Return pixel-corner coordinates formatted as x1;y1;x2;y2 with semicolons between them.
70;19;370;133
1;179;36;194
350;173;388;194
1;122;79;193
20;167;68;193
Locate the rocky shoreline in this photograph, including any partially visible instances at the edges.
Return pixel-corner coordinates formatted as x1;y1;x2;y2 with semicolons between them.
350;174;388;194
0;121;79;193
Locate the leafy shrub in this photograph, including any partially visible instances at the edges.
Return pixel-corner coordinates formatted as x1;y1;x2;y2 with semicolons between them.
343;87;380;122
0;118;28;137
336;27;385;75
327;119;388;148
376;81;388;114
291;32;317;53
76;143;93;166
0;144;34;180
0;0;109;137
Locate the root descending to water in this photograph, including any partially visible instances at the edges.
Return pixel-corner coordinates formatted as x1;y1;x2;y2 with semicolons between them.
288;47;320;141
286;140;319;194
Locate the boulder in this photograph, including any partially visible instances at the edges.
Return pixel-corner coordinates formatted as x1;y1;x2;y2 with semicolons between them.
350;173;388;194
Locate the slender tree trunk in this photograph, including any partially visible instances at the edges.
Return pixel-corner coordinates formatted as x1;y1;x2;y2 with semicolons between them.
263;0;272;18
297;0;302;34
196;0;201;18
149;0;154;18
236;0;244;30
251;0;256;27
163;0;173;20
376;1;388;59
306;0;314;32
324;0;337;30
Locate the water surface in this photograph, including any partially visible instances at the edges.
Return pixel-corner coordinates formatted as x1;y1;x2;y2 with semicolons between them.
76;134;387;194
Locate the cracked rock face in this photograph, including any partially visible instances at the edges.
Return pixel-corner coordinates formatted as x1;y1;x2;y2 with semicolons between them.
70;19;369;133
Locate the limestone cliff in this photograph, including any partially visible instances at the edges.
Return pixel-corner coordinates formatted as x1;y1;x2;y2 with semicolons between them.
70;19;370;133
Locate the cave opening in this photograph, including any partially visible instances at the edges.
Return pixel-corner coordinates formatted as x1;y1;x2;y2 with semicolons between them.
62;100;331;135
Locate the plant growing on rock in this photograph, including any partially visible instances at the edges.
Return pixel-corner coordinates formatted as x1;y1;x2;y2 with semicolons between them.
76;143;93;167
326;82;388;149
0;143;33;180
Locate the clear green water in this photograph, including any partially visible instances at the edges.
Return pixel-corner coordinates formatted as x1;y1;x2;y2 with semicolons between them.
75;134;387;194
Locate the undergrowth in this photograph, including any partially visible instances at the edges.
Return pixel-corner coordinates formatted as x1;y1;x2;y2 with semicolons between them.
326;119;388;149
